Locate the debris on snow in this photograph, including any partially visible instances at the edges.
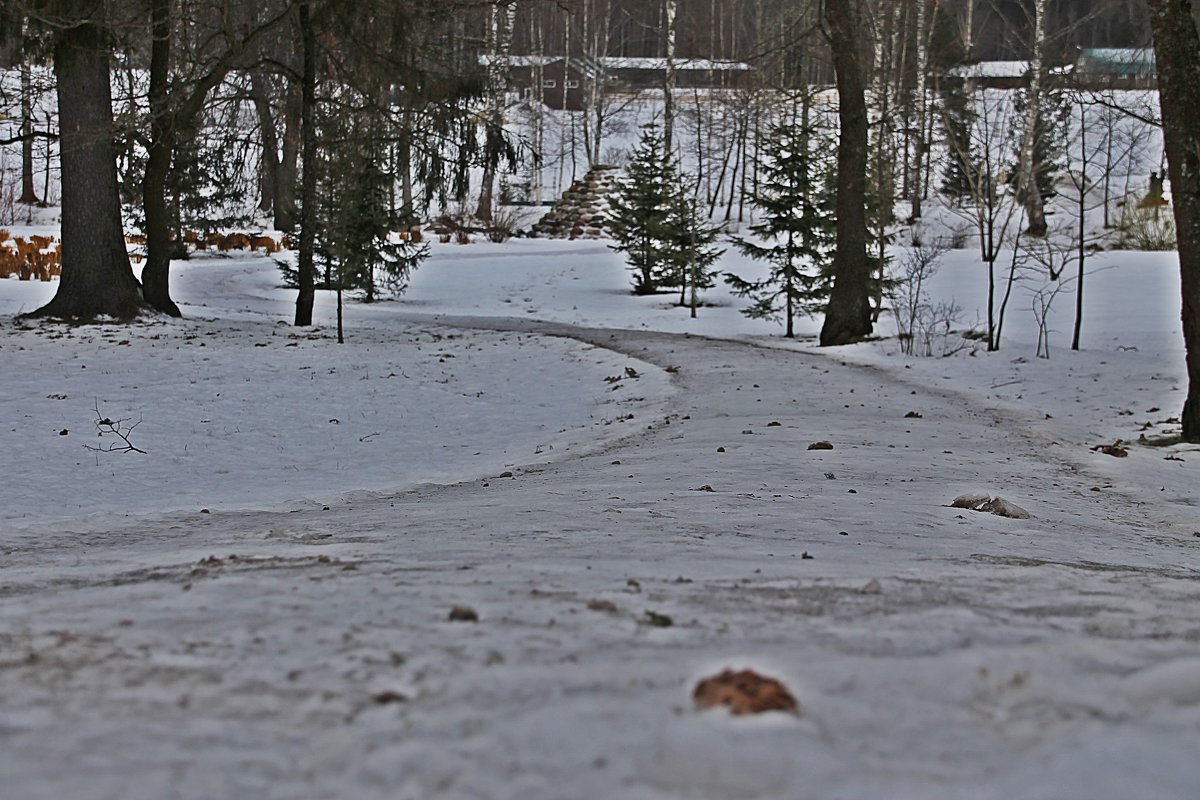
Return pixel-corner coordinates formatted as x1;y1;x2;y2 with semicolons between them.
1092;440;1129;458
950;493;1033;519
448;606;479;622
693;669;800;716
643;610;674;627
371;690;408;705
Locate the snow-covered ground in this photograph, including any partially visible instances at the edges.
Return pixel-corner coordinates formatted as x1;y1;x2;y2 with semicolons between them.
3;239;1199;799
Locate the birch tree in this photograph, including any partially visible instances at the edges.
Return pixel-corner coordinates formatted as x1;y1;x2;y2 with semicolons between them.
1015;0;1048;236
477;1;516;222
663;0;677;155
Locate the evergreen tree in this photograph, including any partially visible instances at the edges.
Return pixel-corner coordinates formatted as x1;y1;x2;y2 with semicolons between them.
660;182;724;317
607;125;680;295
939;75;977;203
726;98;834;338
318;128;427;303
279;105;426;302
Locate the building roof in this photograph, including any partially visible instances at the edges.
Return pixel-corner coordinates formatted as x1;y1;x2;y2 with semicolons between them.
946;60;1074;81
1076;48;1156;75
479;55;563;68
478;55;751;73
948;61;1030;79
597;57;751;72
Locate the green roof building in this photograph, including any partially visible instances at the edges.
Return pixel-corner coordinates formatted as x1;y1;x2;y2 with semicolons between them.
1074;48;1157;88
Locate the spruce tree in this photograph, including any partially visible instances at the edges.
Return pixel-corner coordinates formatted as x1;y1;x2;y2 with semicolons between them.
939;75;977;203
660;182;723;317
278;108;426;303
726;97;834;338
317;117;427;303
607;125;679;295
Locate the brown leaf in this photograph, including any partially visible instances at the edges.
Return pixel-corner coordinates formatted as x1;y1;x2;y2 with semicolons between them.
448;606;479;622
693;669;799;715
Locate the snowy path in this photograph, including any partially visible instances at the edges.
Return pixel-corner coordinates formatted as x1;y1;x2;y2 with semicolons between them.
3;311;1199;798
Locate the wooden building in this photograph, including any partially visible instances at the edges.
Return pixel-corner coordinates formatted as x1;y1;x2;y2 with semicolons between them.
1072;48;1157;90
482;54;753;112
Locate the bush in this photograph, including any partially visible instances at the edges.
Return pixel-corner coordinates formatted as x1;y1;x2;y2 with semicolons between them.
1116;202;1177;251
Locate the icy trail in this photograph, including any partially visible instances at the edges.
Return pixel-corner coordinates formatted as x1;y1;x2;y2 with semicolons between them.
3;306;1199;798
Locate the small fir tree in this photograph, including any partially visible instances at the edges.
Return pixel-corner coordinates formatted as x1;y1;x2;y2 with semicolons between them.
607;125;681;295
278;109;426;302
726;97;835;337
318;130;427;303
660;182;724;317
939;75;977;203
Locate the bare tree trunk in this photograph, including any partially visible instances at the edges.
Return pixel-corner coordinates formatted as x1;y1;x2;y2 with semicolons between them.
276;82;302;233
530;10;545;204
1072;96;1087;351
820;0;874;346
19;63;39;205
581;0;612;167
477;3;514;222
294;1;318;327
30;11;144;321
663;0;677;155
141;0;182;317
397;122;415;224
1146;0;1200;440
910;0;934;221
251;70;280;216
960;0;975;60
1017;0;1048;236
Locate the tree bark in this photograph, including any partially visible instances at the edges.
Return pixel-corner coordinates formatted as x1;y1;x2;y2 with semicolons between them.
294;0;318;327
141;0;182;317
820;0;873;346
19;62;39;205
476;3;514;223
29;11;144;321
276;81;302;233
1017;0;1048;236
251;70;280;216
1146;0;1200;440
663;0;678;155
909;0;934;221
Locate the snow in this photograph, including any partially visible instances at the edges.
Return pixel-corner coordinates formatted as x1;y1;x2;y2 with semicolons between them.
3;233;1199;799
598;57;752;72
949;60;1032;79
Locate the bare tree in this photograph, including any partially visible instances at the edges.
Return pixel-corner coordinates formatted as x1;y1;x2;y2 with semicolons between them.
477;1;516;222
941;85;1023;350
